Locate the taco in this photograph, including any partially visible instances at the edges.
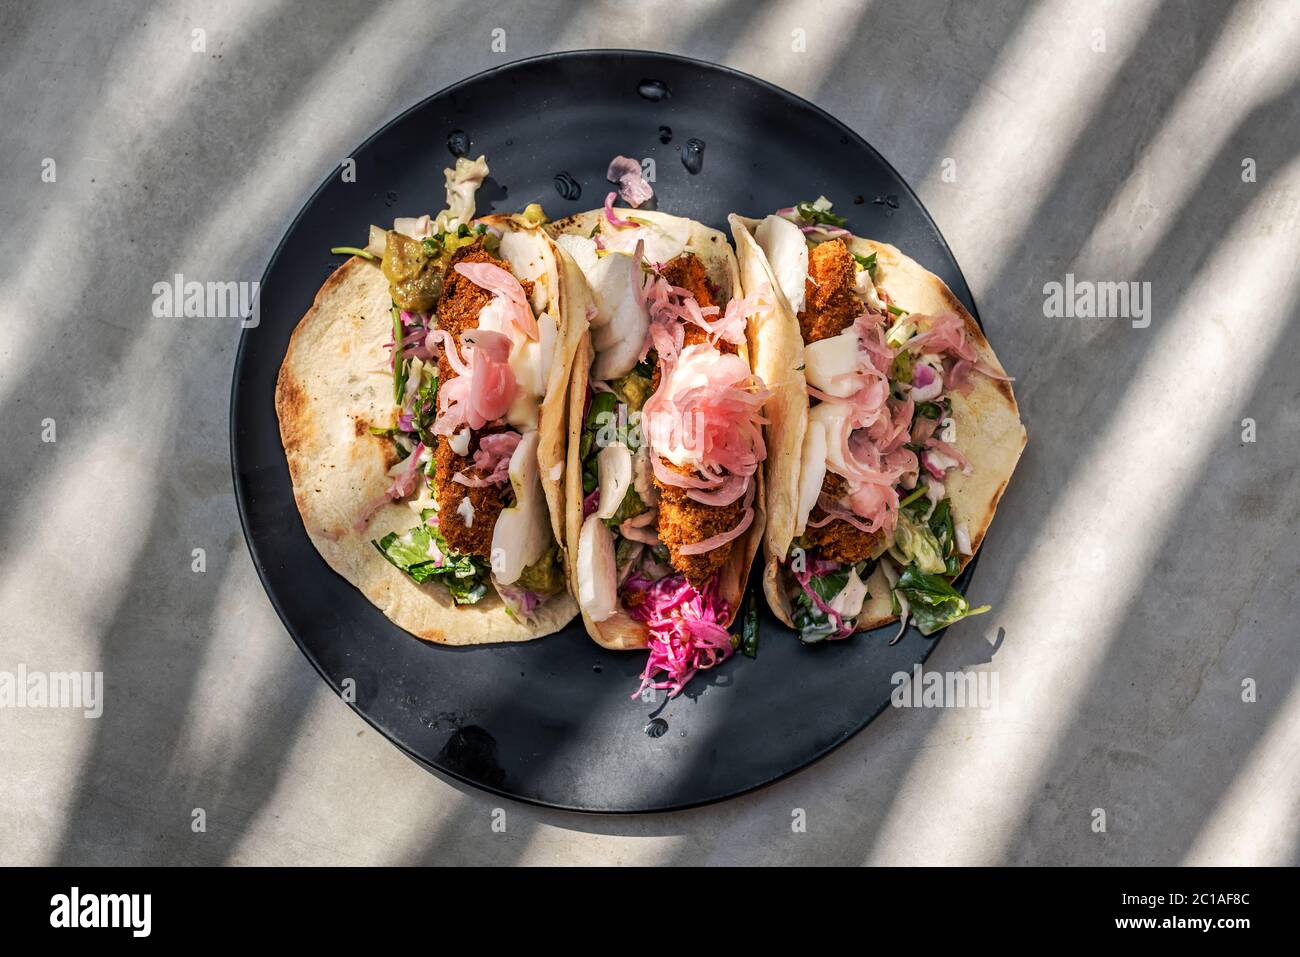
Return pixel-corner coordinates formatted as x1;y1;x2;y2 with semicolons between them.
275;156;584;644
730;198;1026;642
549;199;771;696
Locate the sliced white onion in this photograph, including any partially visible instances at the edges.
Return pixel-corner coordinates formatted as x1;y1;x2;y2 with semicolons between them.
804;329;862;398
955;522;973;556
595;442;633;520
829;568;868;620
600;215;690;263
393;214;433;239
854;269;885;311
923;479;945;521
489;431;549;585
794;421;828;537
555;233;600;276
498;229;549;312
632;445;658;505
880;559;910;645
577;514;617;622
585;251;650;380
755;214;808;314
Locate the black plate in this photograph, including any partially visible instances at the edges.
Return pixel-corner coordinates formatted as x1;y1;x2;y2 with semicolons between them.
231;50;984;812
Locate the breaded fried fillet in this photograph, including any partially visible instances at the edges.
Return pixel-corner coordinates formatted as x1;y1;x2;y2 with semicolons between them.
660;253;737;355
431;240;533;559
434;430;511;559
800;473;881;565
798;239;861;343
651;254;748;587
654;461;747;589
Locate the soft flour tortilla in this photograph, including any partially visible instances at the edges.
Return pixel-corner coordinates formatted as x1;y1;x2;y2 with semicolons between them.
730;214;1027;632
549;209;767;651
275;217;583;644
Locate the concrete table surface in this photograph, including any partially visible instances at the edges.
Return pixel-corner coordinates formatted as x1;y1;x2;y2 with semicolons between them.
2;0;1297;866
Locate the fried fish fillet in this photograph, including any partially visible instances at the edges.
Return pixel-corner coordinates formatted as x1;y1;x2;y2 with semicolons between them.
652;254;749;587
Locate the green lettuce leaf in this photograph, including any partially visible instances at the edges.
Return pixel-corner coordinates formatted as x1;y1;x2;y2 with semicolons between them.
373;519;490;605
895;565;989;636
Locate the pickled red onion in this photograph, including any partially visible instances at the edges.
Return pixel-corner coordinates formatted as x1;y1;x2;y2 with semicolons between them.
603;191;636;228
453;430;521;487
453;261;539;340
625;574;733;698
430;329;516;434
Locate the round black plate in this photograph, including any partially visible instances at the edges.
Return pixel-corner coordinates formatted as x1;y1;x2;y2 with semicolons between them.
231;50;983;812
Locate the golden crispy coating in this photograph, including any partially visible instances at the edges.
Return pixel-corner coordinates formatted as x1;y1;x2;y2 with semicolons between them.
661;253;717;309
435;430;511;559
430;241;532;559
798;239;861;344
660;253;738;355
654;460;747;589
800;473;880;564
651;254;746;586
436;242;495;339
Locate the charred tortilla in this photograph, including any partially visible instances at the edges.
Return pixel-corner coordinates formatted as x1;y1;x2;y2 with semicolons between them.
730;213;1026;633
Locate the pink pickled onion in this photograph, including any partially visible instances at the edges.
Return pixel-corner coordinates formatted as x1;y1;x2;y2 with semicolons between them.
606;155;654;208
453;261;539;340
642;345;770;505
923;436;973;476
619;512;661;545
788;559;854;640
911;413;939;445
800;224;851;238
353;441;426;530
677;485;755;555
625;574;733;698
906;311;1013;389
603;191;636;228
453;430;521;487
430;329;516;435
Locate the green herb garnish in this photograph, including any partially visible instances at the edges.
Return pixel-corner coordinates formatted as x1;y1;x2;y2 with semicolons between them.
373;518;490;605
894;565;989;636
853;251;877;276
898;485;929;510
330;246;378;261
740;592;760;658
392;305;407;403
795;200;847;228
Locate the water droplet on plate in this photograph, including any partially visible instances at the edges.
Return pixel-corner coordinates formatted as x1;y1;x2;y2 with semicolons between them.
658;125;673;144
644;717;669;738
553;171;581;201
447;129;470;157
681;138;705;175
384;190;398;207
637;78;671;102
592;663;602;674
